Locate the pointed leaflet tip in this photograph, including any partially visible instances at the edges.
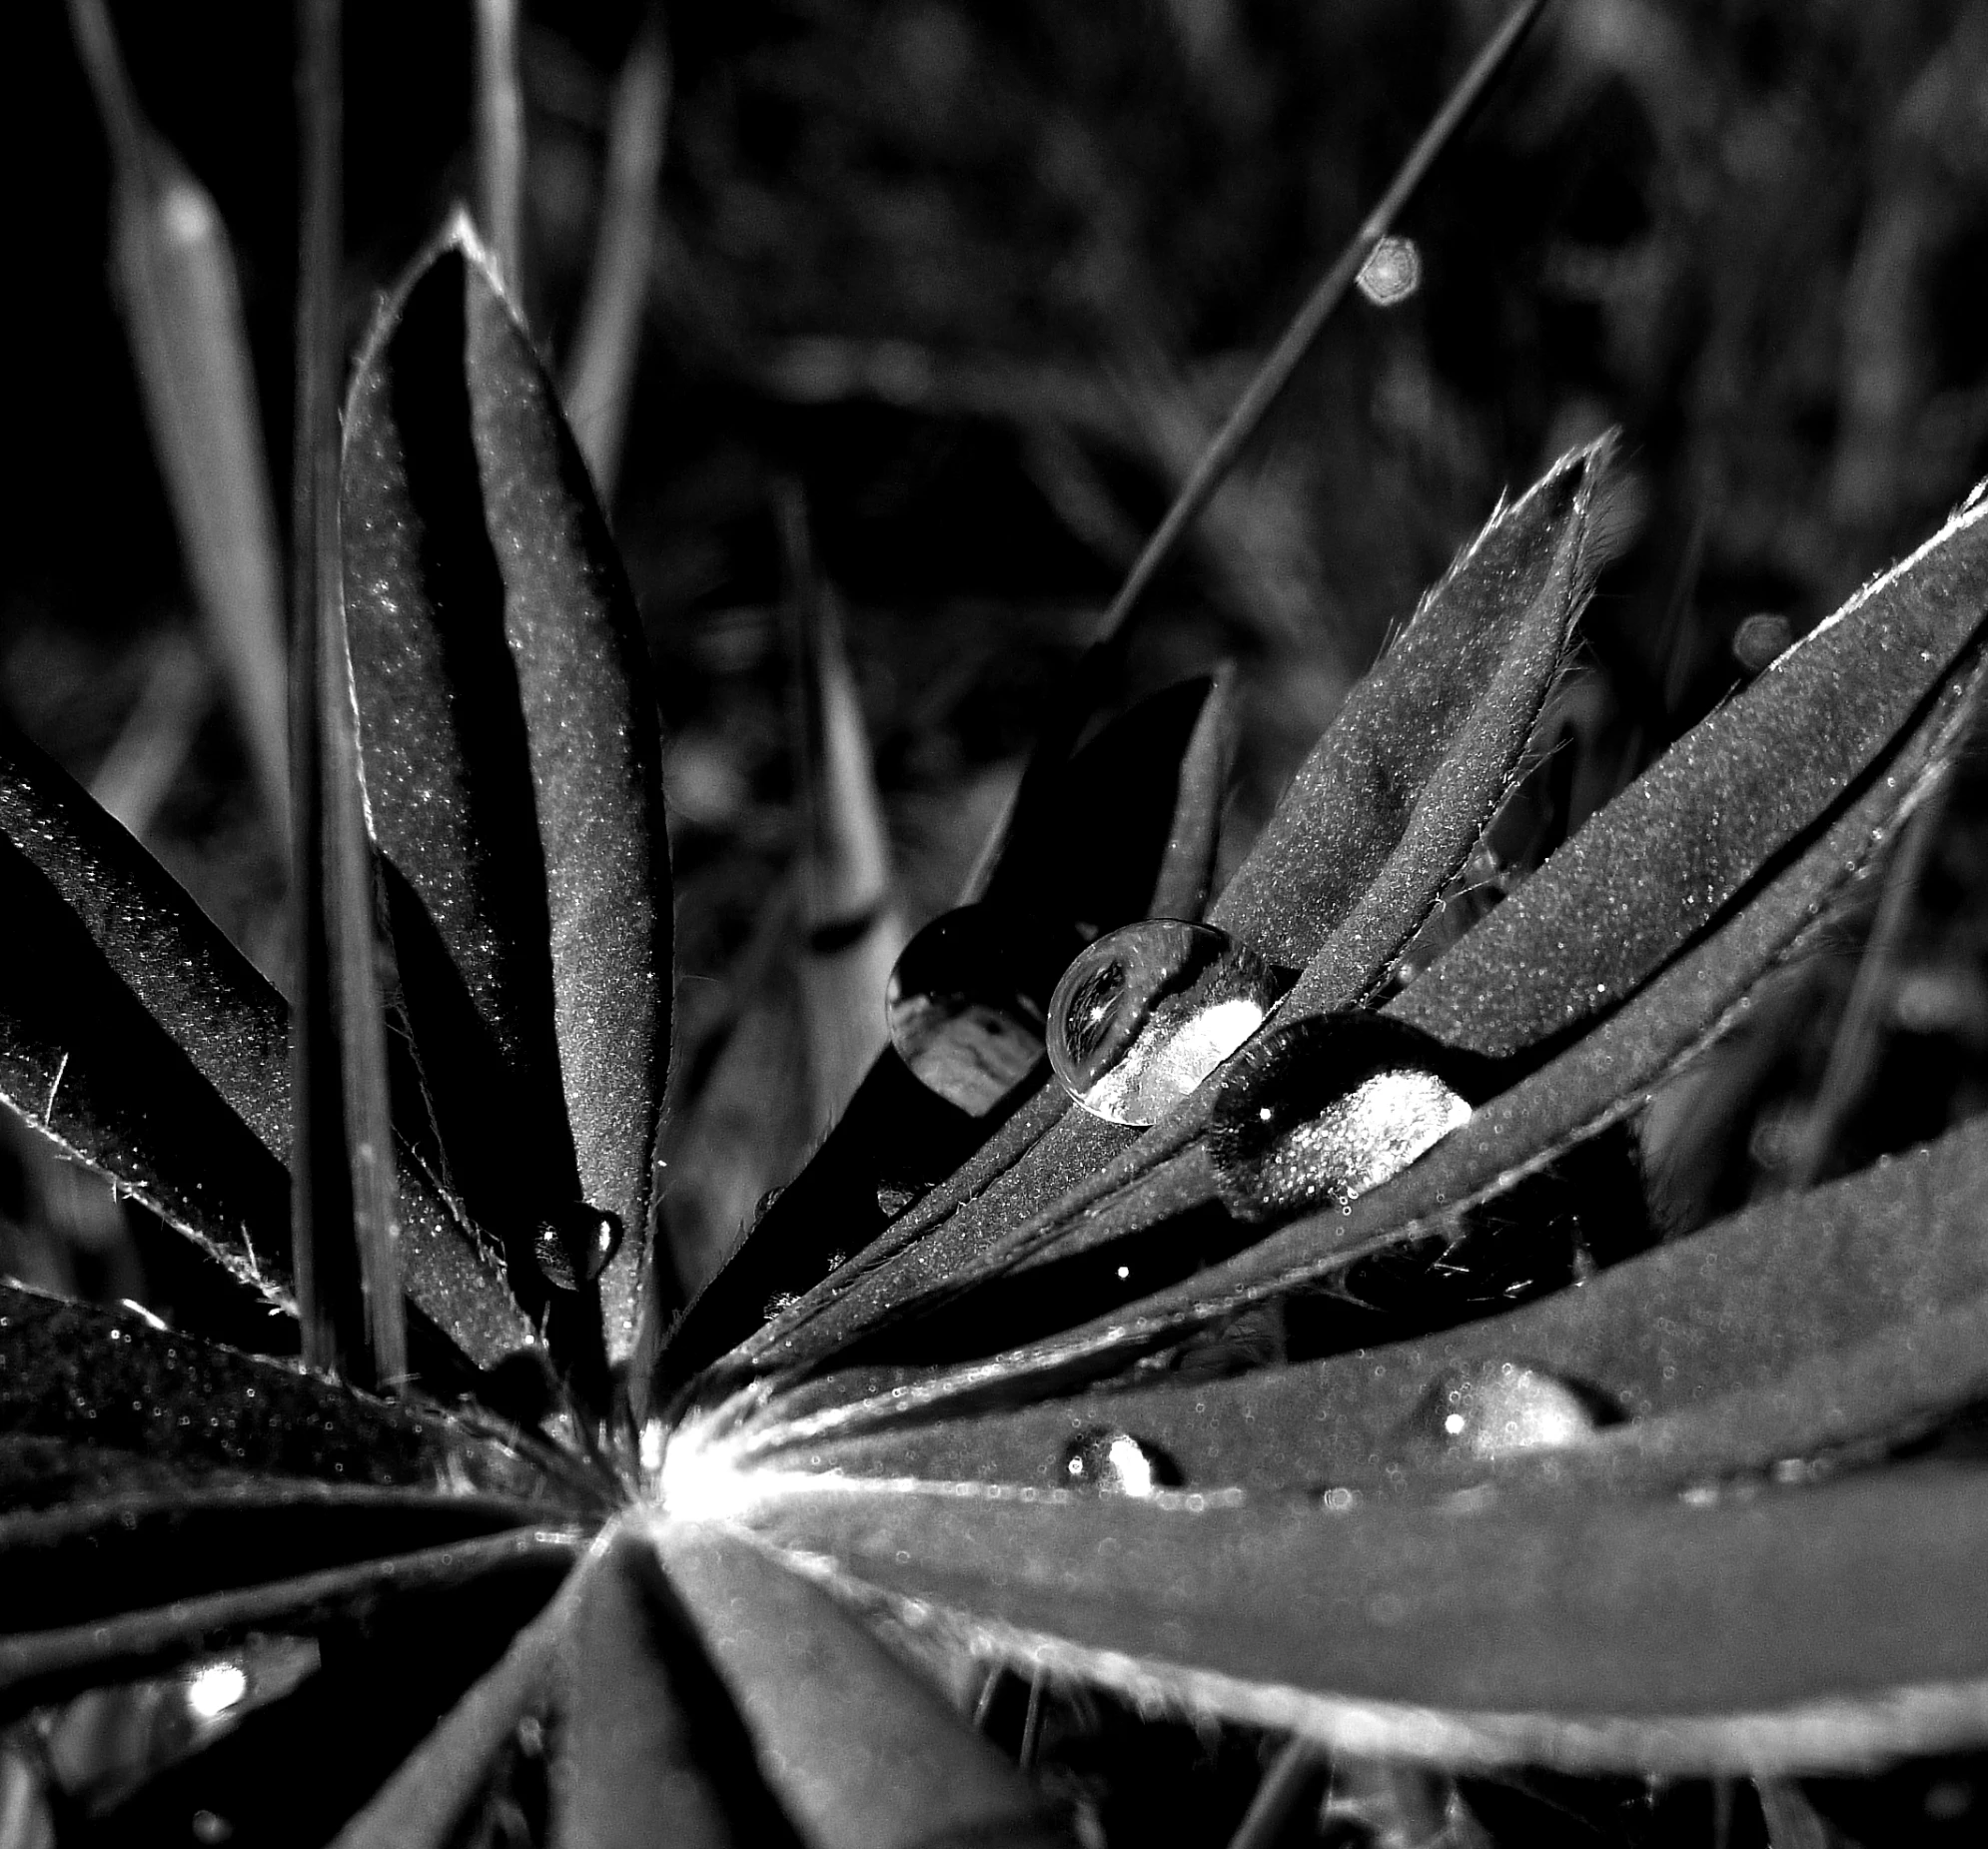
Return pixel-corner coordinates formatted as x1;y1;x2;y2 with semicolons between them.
343;230;671;1388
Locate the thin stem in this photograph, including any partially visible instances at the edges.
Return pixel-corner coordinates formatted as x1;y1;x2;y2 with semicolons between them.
291;0;405;1388
1226;1738;1324;1849
1789;765;1952;1189
473;0;526;295
1097;0;1554;643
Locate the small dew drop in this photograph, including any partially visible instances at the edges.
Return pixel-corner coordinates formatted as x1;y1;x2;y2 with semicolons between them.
885;904;1082;1115
1357;235;1422;306
1410;1360;1611;1460
185;1659;249;1720
1047;920;1282;1126
533;1203;623;1292
1207;1012;1482;1222
1060;1428;1182;1497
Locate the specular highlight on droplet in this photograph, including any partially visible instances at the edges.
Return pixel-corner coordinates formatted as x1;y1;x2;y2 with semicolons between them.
885;904;1083;1115
1410;1359;1612;1459
1060;1428;1182;1496
1207;1012;1484;1222
1047;920;1281;1126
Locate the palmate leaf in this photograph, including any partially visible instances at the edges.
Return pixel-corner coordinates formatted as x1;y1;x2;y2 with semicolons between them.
18;191;1988;1839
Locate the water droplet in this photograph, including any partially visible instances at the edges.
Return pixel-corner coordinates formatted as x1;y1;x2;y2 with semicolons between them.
1207;1012;1484;1222
1047;920;1282;1126
885;904;1082;1115
533;1204;622;1292
1410;1360;1610;1459
1356;235;1422;306
1060;1428;1182;1496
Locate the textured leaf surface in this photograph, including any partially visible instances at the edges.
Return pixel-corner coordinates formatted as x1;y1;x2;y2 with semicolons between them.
1394;487;1988;1054
657;1520;1071;1849
0;722;532;1373
721;451;1609;1385
786;1100;1988;1496
726;550;1988;1410
658;679;1231;1396
0;1287;598;1506
743;1467;1988;1774
0;1525;578;1721
1213;439;1606;976
343;228;671;1373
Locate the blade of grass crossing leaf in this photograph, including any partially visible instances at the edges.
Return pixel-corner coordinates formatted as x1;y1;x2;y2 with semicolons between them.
778;480;905;1132
563;12;670;500
473;0;526;295
292;0;405;1390
974;0;1552;893
1096;0;1553;642
67;0;291;848
1787;764;1952;1188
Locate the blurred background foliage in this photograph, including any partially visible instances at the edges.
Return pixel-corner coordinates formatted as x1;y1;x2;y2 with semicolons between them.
7;0;1988;1354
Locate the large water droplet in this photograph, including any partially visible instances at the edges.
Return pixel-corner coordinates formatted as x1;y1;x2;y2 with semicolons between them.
1411;1360;1610;1459
533;1204;623;1292
1047;920;1281;1126
1207;1012;1483;1222
1060;1428;1182;1496
885;905;1081;1115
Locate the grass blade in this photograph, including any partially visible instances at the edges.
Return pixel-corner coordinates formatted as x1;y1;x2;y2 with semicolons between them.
563;13;670;501
67;0;291;847
473;0;526;294
291;0;404;1390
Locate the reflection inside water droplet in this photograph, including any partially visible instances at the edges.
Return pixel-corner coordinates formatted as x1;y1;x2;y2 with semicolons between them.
532;1203;623;1292
885;905;1083;1115
1048;920;1282;1126
1411;1360;1610;1459
1060;1428;1182;1496
1208;1012;1480;1222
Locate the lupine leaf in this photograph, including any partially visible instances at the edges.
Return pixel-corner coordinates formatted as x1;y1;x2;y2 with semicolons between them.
0;724;534;1376
1393;487;1988;1055
726;449;1609;1383
342;227;672;1380
86;1546;574;1846
0;1525;579;1721
332;1555;591;1849
658;1519;1072;1848
0;1286;600;1507
727;523;1988;1406
550;1527;797;1847
742;1467;1988;1774
1217;437;1607;984
657;678;1229;1395
780;1099;1988;1497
